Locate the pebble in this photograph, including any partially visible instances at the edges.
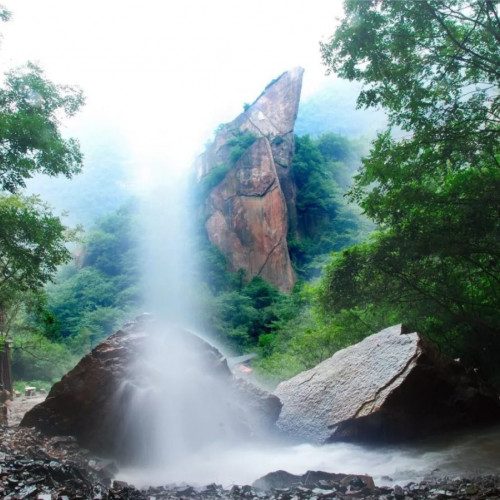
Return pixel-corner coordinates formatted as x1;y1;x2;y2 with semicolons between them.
2;425;500;499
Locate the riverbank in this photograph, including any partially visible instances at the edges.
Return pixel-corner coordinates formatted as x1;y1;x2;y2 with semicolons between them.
7;394;46;427
3;395;500;499
1;423;500;499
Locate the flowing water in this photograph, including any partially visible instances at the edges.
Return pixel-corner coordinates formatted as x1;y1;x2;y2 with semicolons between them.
117;421;500;488
122;169;500;488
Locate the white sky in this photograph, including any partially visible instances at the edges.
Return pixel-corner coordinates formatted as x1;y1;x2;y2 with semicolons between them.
1;0;345;186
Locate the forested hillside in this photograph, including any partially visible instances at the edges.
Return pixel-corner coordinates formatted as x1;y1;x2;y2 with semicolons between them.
8;203;142;384
318;0;500;384
295;78;386;138
8;73;378;388
17;129;369;385
3;0;499;394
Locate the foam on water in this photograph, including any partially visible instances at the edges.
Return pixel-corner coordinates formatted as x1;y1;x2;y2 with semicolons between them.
127;167;500;489
117;422;500;488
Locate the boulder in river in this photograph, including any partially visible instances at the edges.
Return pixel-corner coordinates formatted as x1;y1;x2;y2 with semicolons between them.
274;324;500;444
252;469;375;492
21;315;281;461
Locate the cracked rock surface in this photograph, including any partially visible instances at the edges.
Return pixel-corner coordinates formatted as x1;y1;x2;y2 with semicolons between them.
274;325;500;444
196;68;304;292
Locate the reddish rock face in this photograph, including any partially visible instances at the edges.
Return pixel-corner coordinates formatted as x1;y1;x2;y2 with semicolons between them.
205;138;295;291
20;316;282;462
274;325;500;444
197;68;304;292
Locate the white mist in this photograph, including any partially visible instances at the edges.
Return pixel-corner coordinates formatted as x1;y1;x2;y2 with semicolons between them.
118;423;500;488
118;163;500;489
119;162;278;479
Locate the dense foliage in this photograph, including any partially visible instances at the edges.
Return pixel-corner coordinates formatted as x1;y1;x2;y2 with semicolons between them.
15;0;500;390
0;195;74;297
0;10;86;388
190;131;372;382
45;203;141;345
318;0;500;384
0;62;84;194
289;133;371;276
0;62;84;328
9;202;142;383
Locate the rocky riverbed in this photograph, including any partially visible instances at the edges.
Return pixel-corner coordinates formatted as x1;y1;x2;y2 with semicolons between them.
1;422;500;499
4;323;500;499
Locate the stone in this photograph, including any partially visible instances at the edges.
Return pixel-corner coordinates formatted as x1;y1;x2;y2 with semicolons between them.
393;485;405;498
232;375;283;429
274;325;500;444
340;475;375;491
252;470;374;492
24;387;36;397
252;470;303;490
21;315;281;462
196;68;304;292
204;138;295;292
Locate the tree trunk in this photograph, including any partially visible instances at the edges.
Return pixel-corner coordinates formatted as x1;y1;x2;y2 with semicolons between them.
0;339;13;395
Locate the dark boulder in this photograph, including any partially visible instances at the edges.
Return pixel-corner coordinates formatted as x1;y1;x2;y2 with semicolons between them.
21;315;281;461
252;469;375;492
274;324;500;444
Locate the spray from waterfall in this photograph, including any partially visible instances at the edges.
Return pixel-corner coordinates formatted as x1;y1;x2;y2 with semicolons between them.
114;156;274;474
114;156;500;490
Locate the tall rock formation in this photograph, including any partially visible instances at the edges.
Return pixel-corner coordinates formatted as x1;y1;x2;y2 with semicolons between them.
196;68;304;292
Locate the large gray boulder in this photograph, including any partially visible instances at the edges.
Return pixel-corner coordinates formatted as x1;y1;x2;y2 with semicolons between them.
274;325;500;444
21;315;281;462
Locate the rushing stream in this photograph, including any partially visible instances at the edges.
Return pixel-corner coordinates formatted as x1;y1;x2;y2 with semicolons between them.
117;412;500;488
126;166;500;490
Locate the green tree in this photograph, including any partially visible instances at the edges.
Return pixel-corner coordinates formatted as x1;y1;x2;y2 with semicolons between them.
0;194;79;334
289;134;368;276
0;61;84;318
0;9;84;325
0;9;84;387
0;62;84;193
319;0;500;382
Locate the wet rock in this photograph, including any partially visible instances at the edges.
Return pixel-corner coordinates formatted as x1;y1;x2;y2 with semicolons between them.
0;451;109;500
20;316;150;456
175;485;197;497
253;470;303;490
21;316;281;462
274;325;500;444
393;484;404;498
252;470;374;493
0;453;494;500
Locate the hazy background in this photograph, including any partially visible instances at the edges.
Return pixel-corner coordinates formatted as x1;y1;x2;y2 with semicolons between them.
1;0;345;189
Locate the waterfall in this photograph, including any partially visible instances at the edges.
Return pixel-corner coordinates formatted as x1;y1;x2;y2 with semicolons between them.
116;164;273;474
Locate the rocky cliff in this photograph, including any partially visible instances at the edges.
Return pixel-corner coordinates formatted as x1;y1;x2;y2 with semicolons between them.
196;68;304;292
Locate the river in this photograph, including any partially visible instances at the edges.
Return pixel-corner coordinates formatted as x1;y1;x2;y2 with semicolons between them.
118;422;500;488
